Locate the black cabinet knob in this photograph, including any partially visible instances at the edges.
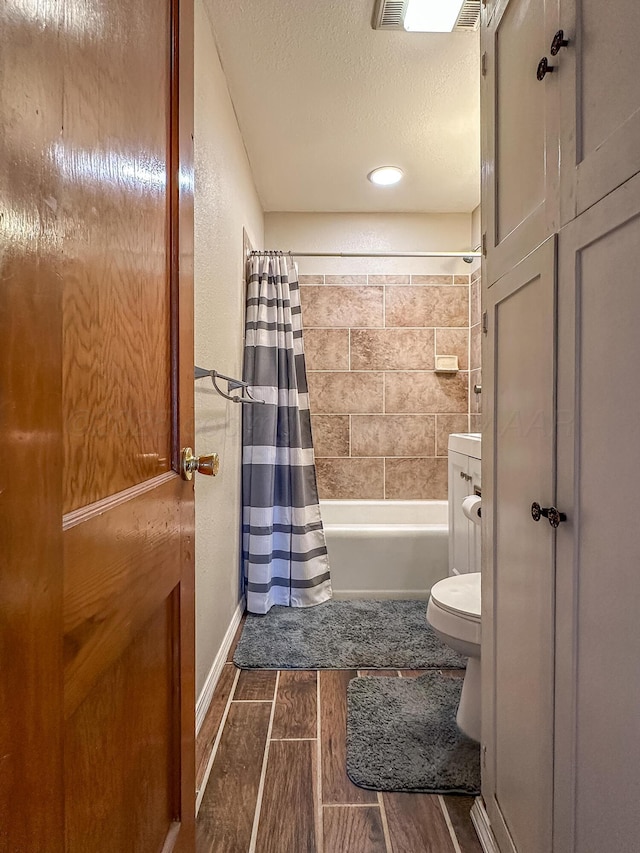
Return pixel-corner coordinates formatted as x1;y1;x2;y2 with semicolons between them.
537;56;555;80
531;501;545;521
550;29;569;56
547;507;567;528
531;502;567;527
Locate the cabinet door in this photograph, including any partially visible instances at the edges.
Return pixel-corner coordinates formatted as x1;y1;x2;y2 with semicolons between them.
468;456;482;574
449;450;473;575
554;173;640;853
482;237;556;853
558;0;640;224
481;0;560;285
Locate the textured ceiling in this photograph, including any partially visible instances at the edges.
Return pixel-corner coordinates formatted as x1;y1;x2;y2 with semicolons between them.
204;0;480;213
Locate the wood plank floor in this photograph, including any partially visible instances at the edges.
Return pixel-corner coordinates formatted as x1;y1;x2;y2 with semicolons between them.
196;631;482;853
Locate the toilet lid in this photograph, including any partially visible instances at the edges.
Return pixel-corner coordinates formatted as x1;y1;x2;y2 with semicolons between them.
430;573;481;621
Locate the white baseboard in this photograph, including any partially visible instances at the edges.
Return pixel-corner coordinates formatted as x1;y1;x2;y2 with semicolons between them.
332;589;430;601
470;797;500;853
195;596;245;735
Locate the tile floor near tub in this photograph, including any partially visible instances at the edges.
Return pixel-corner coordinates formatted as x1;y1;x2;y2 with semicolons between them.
196;624;483;853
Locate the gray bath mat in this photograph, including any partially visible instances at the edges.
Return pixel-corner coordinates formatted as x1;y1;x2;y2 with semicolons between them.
233;599;466;670
346;672;480;794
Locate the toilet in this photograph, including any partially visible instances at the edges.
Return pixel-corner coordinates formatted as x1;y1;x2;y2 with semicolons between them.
427;572;481;741
426;432;482;742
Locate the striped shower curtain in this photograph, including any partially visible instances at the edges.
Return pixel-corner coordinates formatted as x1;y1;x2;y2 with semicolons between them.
242;253;332;614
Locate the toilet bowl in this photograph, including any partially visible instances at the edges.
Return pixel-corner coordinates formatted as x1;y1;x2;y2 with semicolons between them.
427;572;481;742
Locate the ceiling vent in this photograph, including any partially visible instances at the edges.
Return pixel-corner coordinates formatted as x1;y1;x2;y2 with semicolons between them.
454;0;482;30
372;0;481;32
372;0;408;29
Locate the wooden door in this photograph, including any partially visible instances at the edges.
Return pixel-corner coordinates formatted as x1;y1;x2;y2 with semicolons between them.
481;0;560;285
554;172;640;853
482;237;556;853
558;0;640;225
0;0;195;850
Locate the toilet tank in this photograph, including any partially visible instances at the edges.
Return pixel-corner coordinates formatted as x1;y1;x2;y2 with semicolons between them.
448;433;481;576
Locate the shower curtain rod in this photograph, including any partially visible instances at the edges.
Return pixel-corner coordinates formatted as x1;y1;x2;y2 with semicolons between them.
249;250;481;259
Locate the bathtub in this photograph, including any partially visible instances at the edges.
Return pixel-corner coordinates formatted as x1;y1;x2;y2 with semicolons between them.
320;500;449;600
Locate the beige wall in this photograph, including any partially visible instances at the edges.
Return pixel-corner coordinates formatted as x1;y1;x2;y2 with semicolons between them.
194;0;263;697
265;212;474;276
471;204;481;252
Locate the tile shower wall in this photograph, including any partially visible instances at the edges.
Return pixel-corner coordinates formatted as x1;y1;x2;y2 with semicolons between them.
301;273;476;500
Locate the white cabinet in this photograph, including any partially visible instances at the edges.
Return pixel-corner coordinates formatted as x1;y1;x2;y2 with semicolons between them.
448;435;482;576
481;0;560;285
482;238;556;853
558;0;640;224
482;0;640;284
481;2;640;851
553;173;640;853
467;456;481;575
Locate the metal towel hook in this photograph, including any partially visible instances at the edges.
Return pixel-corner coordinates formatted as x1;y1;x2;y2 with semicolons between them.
194;366;266;405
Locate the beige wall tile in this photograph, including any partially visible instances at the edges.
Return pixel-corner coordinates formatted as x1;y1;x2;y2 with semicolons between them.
308;371;383;414
436;414;471;456
470;413;482;432
304;329;349;371
295;262;479;499
316;458;384;500
385;458;448;500
435;328;469;370
301;286;383;328
471;279;481;327
470;323;481;371
385;286;468;328
368;275;410;284
410;275;454;284
351;415;435;457
470;268;481;283
385;371;468;413
350;329;434;370
325;275;367;285
311;415;350;458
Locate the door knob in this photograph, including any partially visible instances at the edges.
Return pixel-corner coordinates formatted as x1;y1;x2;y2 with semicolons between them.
550;29;569;56
536;56;555;80
531;502;567;527
181;447;220;481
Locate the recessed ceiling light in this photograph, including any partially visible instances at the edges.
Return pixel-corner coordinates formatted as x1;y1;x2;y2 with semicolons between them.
368;166;404;186
404;0;466;32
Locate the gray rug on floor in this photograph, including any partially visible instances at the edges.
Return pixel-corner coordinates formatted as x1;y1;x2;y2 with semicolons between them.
346;672;480;794
233;599;467;670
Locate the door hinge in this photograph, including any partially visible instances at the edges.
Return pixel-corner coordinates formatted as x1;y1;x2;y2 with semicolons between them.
482;231;487;258
481;51;487;76
482;744;487;767
482;310;488;335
